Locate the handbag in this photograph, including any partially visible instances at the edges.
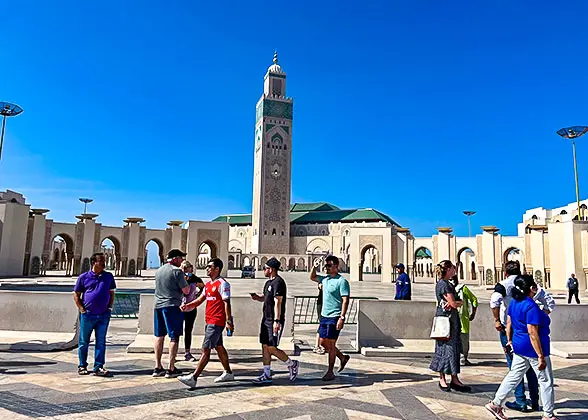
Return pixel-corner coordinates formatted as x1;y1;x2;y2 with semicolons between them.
430;316;451;340
430;300;451;340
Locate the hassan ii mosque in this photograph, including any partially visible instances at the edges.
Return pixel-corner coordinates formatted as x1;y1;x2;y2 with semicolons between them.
0;53;587;291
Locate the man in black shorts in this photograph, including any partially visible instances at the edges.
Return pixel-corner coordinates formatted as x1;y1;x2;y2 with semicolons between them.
250;257;299;384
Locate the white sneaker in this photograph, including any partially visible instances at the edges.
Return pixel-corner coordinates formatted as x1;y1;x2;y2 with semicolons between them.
214;371;235;383
178;374;197;388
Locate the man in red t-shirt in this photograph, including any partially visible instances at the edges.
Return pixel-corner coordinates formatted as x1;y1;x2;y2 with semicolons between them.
178;258;234;388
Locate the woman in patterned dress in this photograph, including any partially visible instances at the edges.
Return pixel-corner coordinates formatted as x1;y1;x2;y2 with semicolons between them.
429;260;471;392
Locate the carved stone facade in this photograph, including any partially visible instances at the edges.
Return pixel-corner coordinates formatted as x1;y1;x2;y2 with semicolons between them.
251;53;292;255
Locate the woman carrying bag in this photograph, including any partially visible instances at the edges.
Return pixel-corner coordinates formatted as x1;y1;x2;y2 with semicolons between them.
429;260;470;393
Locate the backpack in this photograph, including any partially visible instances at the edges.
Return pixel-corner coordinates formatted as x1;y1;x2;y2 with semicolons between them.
570;277;579;290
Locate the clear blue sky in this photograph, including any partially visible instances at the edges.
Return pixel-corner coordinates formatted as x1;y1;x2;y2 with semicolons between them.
2;1;588;239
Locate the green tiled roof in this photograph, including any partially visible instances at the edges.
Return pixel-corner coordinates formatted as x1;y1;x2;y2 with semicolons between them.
415;248;432;258
212;214;252;225
290;202;340;212
213;204;400;227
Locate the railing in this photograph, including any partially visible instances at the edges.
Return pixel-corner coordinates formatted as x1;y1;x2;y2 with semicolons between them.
112;293;140;318
292;296;377;325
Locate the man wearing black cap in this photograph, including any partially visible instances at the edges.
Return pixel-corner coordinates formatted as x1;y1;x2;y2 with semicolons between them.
152;249;190;378
394;263;411;300
250;257;299;384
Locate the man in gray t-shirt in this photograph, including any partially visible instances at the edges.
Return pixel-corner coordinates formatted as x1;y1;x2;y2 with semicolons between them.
153;249;190;378
155;263;188;309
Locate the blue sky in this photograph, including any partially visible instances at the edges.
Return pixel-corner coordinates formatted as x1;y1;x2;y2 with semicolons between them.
2;1;588;240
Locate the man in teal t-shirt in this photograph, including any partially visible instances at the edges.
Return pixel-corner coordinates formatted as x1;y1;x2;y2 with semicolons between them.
310;255;350;381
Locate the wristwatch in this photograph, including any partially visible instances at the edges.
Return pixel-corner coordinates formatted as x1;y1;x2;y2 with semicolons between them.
339;315;345;320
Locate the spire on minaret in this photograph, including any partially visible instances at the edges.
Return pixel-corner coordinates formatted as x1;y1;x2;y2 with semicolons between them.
267;50;283;74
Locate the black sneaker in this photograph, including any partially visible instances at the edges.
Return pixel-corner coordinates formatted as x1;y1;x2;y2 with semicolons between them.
165;368;183;379
93;367;112;377
78;366;89;375
152;368;166;378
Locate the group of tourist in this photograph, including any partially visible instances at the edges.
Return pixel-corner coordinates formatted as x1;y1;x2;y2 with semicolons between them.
426;259;557;420
74;250;350;387
74;251;577;419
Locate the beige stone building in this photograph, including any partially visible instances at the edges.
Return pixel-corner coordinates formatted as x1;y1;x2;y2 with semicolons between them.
0;190;229;278
0;53;586;291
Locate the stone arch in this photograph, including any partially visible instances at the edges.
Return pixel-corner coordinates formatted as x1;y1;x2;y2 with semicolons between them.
503;247;522;264
197;240;217;268
288;257;296;270
360;244;380;275
306;238;330;254
261;256;268;267
229;240;244;252
51;233;75;276
243;256;251;267
145;238;165;269
228;255;235;269
297;258;306;271
414;246;433;277
101;236;121;274
456;247;476;281
252;256;259;270
280;257;287;268
200;240;218;258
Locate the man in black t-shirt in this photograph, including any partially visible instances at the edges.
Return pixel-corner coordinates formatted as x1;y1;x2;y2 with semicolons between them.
250;257;299;384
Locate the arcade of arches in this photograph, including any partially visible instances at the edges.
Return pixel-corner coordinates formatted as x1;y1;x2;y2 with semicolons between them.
1;189;588;290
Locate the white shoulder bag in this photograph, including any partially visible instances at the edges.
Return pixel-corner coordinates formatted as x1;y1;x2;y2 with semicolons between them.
430;301;451;340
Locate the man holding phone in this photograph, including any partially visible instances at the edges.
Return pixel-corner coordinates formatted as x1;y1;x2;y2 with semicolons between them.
250;257;299;384
310;255;350;381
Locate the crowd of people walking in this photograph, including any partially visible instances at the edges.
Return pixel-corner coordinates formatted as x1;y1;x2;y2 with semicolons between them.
72;251;583;419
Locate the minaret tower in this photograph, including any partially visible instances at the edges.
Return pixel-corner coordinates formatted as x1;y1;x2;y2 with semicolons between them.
251;52;293;254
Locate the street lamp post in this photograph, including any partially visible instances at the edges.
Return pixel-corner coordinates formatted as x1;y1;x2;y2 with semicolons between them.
463;211;476;237
556;126;588;221
79;197;93;214
0;102;24;162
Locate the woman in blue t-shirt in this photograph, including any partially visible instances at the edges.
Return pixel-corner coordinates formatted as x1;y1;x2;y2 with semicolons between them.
485;275;556;420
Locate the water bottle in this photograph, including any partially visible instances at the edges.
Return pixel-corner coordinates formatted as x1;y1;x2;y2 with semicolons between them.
227;316;234;336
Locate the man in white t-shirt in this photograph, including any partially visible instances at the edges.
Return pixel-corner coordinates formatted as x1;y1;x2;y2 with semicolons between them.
489;261;538;413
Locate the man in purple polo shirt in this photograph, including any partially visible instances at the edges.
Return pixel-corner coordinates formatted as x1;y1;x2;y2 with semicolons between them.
74;252;116;377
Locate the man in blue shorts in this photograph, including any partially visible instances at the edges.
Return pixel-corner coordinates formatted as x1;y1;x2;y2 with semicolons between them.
153;249;190;378
310;255;350;381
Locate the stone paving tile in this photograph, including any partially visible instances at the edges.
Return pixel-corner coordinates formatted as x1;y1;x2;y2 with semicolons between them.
1;348;588;419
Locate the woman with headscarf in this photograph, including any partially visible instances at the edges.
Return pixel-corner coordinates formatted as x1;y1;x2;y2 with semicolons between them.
485;274;556;420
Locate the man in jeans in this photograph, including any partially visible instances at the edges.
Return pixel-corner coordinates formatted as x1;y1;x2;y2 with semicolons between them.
153;249;190;378
490;261;539;412
567;273;581;304
74;252;116;377
310;255;351;381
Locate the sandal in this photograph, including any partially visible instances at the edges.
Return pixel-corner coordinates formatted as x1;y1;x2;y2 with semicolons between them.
78;366;89;375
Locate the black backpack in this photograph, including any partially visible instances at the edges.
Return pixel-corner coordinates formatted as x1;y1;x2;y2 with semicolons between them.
570;277;579;290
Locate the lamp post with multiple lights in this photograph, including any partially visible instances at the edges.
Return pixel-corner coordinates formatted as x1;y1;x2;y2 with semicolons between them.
463;210;476;237
556;126;588;221
79;198;93;214
0;102;24;163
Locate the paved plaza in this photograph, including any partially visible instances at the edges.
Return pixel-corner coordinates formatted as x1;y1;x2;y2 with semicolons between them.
1;270;588;419
1;336;588;420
